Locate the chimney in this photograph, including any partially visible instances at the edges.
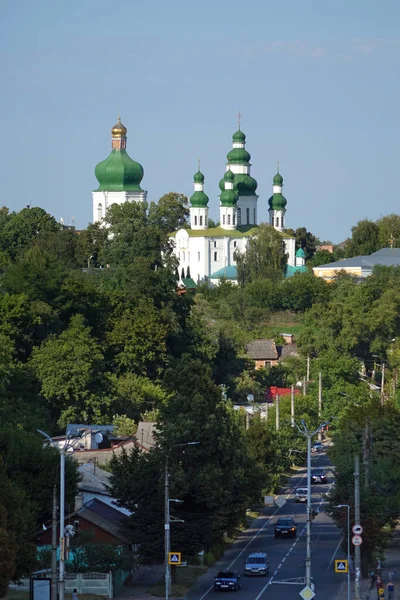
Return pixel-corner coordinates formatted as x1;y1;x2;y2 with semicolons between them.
74;492;84;512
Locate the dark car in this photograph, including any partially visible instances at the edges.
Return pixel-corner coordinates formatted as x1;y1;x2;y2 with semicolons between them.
311;468;327;484
274;517;297;538
214;571;241;591
312;441;323;453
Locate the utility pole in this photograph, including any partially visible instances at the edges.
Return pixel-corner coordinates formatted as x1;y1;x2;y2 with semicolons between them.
294;419;329;593
307;355;310;385
303;376;307;396
164;455;170;600
318;372;322;441
354;455;361;599
363;420;370;488
275;394;280;431
291;385;295;427
51;484;57;600
59;448;65;600
381;363;385;404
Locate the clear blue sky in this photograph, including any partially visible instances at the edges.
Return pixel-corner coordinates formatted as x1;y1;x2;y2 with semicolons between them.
2;0;400;242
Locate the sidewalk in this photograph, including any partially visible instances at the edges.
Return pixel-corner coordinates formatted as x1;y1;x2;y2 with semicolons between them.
358;523;400;599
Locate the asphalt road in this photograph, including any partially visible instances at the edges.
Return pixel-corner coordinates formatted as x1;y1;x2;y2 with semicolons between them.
187;450;347;600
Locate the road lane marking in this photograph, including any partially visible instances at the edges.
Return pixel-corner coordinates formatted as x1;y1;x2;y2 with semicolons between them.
327;536;344;571
198;504;282;600
254;525;306;599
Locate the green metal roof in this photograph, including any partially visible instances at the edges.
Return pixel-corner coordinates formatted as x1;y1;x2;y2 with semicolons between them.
296;248;306;258
170;225;295;239
273;172;283;185
94;149;144;192
181;277;197;288
209;265;237;280
227;147;251;164
286;265;308;278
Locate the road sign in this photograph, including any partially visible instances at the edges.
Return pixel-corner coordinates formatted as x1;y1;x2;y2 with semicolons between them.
352;535;363;546
168;552;181;565
352;524;363;535
335;559;348;573
299;585;315;600
275;496;286;508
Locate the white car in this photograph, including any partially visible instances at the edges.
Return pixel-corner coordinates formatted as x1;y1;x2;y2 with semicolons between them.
295;487;308;502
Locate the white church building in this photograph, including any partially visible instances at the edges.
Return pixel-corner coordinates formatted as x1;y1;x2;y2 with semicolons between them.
170;128;303;284
92;118;306;284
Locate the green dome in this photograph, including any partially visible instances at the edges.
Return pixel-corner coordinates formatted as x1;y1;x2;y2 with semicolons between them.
190;190;209;208
232;129;246;143
227;147;251;164
193;170;205;184
296;248;306;258
273;172;283;186
220;189;238;207
224;168;235;183
95;149;144;192
268;193;287;210
234;173;258;196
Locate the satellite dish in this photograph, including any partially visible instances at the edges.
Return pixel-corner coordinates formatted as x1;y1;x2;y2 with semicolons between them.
247;394;254;402
94;433;103;444
64;525;76;538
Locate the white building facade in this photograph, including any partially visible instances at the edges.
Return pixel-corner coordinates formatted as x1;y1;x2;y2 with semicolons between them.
171;128;296;284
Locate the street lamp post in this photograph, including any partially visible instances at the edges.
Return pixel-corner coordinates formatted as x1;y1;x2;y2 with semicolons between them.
294;419;329;591
37;429;84;600
165;442;199;600
336;504;351;600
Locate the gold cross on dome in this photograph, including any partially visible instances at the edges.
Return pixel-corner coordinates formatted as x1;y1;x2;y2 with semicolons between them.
198;158;201;171
238;111;242;129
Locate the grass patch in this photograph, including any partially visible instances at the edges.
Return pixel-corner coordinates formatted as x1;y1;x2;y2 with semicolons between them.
150;566;207;597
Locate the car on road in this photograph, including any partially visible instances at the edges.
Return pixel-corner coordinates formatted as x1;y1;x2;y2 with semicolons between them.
244;552;269;576
274;517;297;538
214;571;241;591
311;468;327;483
295;487;308;502
312;441;323;453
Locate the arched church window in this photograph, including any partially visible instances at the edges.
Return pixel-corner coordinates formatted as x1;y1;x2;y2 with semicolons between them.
194;216;197;225
227;214;231;225
276;217;279;226
237;208;241;225
214;252;217;261
246;208;250;224
253;208;256;223
97;203;102;221
200;216;203;226
223;215;226;225
233;214;236;225
233;241;237;248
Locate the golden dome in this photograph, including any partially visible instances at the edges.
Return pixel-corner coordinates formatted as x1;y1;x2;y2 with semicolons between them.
111;116;127;138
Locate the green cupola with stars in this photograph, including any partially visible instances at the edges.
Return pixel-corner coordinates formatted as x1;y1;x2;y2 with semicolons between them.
190;162;209;230
268;164;287;231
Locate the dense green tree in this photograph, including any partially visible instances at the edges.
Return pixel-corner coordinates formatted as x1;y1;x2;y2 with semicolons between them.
345;219;380;258
236;224;287;285
0;207;59;260
377;214;400;248
75;222;108;268
32;314;111;426
308;249;336;267
285;227;319;260
148;192;189;232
